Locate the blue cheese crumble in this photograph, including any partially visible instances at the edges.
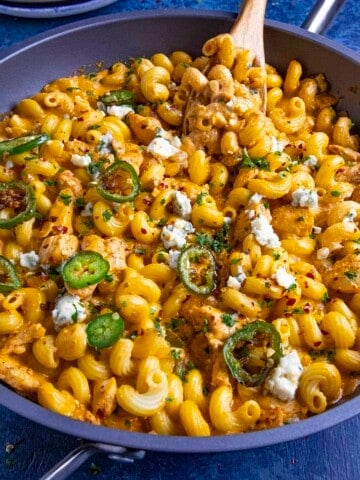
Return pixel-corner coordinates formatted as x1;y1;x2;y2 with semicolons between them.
52;294;86;331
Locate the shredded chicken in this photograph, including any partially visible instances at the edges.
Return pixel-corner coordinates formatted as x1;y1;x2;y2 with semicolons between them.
0;354;47;392
39;233;79;266
81;235;130;273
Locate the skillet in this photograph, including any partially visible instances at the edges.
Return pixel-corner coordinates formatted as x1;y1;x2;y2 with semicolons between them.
0;2;359;478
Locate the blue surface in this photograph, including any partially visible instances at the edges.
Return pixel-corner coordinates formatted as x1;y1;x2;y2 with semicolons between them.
0;1;360;479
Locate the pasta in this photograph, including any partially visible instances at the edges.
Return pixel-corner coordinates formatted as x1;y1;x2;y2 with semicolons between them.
0;31;359;437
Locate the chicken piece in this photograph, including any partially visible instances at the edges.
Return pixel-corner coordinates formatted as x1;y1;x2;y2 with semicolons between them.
81;235;130;273
323;253;360;293
335;163;360;184
257;396;307;429
1;323;45;355
92;377;117;417
65;284;97;300
56;169;84;198
0;354;46;393
329;144;360;163
211;353;232;388
39;233;79;266
72;405;100;425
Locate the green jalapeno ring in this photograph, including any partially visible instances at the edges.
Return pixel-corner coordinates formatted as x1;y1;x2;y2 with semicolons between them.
223;321;282;387
98;89;134;106
0;255;22;293
62;251;110;289
86;312;124;349
0;133;50;158
0;180;36;229
96;160;140;203
178;246;216;296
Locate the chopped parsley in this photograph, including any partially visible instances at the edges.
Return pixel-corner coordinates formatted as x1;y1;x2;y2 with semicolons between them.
195;223;231;253
59;192;72;205
240;148;270;170
195;191;208;205
221;313;235;327
344;271;357;281
330;190;341;197
102;209;113;222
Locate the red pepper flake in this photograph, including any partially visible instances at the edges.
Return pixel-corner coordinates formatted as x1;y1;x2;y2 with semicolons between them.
303;303;311;313
286;298;296;306
51;225;68;234
141;228;147;234
313;341;321;347
306;272;315;279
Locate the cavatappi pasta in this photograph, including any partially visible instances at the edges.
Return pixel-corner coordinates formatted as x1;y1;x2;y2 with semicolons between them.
0;32;359;436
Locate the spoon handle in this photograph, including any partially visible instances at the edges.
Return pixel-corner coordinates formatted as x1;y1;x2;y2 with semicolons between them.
230;0;267;66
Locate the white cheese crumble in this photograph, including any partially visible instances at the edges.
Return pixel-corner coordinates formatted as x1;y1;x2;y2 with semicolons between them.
343;209;357;223
161;219;195;249
312;226;322;234
303;155;318;168
317;247;330;260
272;266;296;289
5;160;14;169
71;153;92;168
147;136;179;160
52;294;86;331
265;350;303;402
250;213;281;248
227;266;247;290
80;202;94;217
97;133;113;154
168;249;181;270
270;136;287;153
107;104;134;120
173;191;192;220
291;187;318;208
249;192;263;204
19;251;40;271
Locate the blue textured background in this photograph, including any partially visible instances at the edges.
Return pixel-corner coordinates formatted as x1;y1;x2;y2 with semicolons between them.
0;1;360;479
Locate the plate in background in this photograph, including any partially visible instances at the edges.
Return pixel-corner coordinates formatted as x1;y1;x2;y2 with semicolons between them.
0;0;118;18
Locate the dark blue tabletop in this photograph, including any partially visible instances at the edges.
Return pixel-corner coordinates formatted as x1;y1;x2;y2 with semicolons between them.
0;1;360;479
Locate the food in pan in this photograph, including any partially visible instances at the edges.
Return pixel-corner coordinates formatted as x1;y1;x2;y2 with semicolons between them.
0;32;359;436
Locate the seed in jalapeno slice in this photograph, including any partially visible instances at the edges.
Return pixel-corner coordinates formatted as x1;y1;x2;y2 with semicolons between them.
0;255;22;293
0;133;50;158
0;180;36;229
178;246;216;295
62;251;110;289
86;312;124;349
96;160;140;204
223;321;282;387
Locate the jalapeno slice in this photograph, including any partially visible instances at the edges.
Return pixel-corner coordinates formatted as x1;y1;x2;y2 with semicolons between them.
98;89;134;106
96;160;140;203
178;246;216;295
62;251;110;289
86;312;124;349
223;321;282;387
0;133;50;158
0;255;22;293
0;180;36;229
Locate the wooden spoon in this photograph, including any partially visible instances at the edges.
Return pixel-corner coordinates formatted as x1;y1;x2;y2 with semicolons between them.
230;0;267;69
183;0;268;133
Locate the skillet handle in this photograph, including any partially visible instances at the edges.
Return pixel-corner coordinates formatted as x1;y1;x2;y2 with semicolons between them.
301;0;346;34
39;442;145;480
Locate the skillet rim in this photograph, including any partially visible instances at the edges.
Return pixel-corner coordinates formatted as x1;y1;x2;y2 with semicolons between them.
0;8;359;452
